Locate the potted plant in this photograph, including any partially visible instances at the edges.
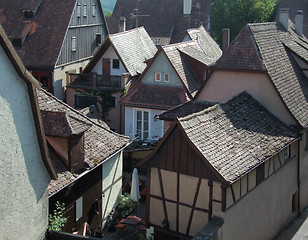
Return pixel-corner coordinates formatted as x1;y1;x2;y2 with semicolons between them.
106;210;116;232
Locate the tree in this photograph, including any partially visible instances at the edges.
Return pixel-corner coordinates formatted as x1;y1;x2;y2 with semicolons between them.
211;0;278;44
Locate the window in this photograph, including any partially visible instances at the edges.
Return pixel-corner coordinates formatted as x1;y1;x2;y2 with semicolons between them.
92;4;96;16
74;93;97;108
112;59;120;69
161;38;168;45
83;4;87;17
96;33;102;45
136;110;149;140
155;72;161;82
152;38;161;45
163;73;169;82
72;37;76;52
76;197;83;221
284;145;290;160
77;3;81;17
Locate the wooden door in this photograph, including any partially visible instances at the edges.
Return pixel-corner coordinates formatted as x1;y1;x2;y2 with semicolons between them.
103;58;110;75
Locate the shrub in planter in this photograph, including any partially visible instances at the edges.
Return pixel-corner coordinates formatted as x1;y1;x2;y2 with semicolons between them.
117;193;135;219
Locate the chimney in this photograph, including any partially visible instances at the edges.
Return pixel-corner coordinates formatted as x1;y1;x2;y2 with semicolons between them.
119;16;126;32
183;0;192;15
222;28;230;52
279;8;289;31
295;10;303;37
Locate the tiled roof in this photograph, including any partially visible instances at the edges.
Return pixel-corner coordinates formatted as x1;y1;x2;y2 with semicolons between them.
0;0;76;68
37;89;130;195
163;41;204;96
41;110;92;138
107;0;211;44
110;27;157;76
158;100;216;121
120;84;189;110
186;26;222;63
179;92;299;184
215;21;308;128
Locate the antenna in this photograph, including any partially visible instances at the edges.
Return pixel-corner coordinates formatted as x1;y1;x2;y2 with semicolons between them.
129;0;149;28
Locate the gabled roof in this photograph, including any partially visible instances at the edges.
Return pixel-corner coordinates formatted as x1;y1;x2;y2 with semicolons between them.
120;41;208;109
213;21;308;128
107;0;211;44
158;100;216;121
0;24;56;179
0;0;77;69
37;89;130;195
85;27;157;77
41;110;92;138
120;83;189;110
185;25;222;63
142;92;299;184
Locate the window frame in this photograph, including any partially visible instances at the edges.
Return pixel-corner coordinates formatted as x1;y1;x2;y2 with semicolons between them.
92;4;96;17
163;73;169;82
83;4;87;17
77;3;81;17
155;72;161;82
76;197;83;221
136;110;150;141
112;59;120;69
71;37;77;52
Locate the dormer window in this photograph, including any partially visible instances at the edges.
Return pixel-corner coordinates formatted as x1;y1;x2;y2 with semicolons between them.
163;73;169;82
155;72;161;82
83;4;87;17
92;4;96;17
77;3;81;17
72;37;76;52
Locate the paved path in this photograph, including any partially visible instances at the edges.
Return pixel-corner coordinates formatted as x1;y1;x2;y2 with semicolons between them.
275;209;308;240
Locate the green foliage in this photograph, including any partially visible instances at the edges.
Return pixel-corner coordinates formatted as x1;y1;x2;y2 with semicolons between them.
117;193;135;219
101;0;116;14
48;201;67;232
211;0;278;44
105;11;112;16
138;234;153;240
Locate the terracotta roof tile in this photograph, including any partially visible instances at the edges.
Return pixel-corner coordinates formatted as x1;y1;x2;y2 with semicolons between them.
107;0;211;43
37;89;130;195
179;92;299;183
120;84;189;109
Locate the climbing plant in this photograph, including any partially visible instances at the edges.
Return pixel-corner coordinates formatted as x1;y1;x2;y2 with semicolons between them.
48;201;67;232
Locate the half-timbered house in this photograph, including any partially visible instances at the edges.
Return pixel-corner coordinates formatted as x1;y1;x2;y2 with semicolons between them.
139;92;300;240
0;0;108;100
37;89;130;233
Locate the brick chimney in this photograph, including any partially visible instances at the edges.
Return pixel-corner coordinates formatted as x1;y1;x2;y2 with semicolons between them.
119;16;126;32
295;10;303;37
183;0;192;15
222;28;230;52
279;8;289;31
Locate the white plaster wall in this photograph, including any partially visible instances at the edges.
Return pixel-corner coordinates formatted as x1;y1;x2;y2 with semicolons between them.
0;46;50;239
102;152;123;220
54;58;90;100
141;51;182;87
124;107;164;140
218;159;298;240
92;46;126;75
197;71;297;126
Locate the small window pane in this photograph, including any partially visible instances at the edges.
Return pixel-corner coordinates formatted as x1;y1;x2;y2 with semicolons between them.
92;4;96;16
155;72;161;81
76;197;83;221
72;37;76;52
83;4;87;17
77;4;81;17
112;59;120;69
164;73;169;82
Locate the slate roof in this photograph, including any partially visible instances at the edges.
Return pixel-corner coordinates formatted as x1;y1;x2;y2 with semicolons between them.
37;89;130;196
158;100;216;121
214;21;308;128
185;26;222;63
0;0;76;69
120;84;189;110
85;27;157;77
106;0;211;44
178;92;299;184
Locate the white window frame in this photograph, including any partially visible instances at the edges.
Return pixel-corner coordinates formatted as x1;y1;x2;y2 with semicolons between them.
72;37;76;52
76;197;83;221
284;145;290;160
155;72;161;82
77;3;81;17
83;4;87;17
163;73;169;82
135;109;150;141
92;4;96;16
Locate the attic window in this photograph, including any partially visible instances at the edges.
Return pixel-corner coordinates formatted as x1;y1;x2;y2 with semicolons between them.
96;33;101;45
77;3;81;17
83;4;87;17
163;73;169;82
155;72;161;82
72;37;77;51
92;4;96;17
112;59;120;69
